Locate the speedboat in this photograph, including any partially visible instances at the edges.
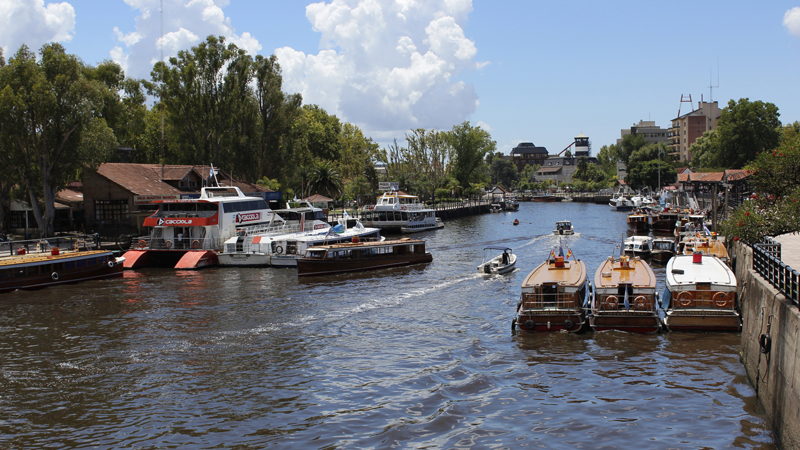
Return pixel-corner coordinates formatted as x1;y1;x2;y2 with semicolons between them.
477;246;516;274
490;203;503;213
663;254;740;331
609;193;635;211
554;220;574;235
591;252;660;333
623;235;653;257
514;245;589;333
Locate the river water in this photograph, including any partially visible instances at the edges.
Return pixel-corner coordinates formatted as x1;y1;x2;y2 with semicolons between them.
0;202;776;449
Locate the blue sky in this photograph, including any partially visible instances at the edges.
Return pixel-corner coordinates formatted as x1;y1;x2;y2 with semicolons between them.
3;0;800;157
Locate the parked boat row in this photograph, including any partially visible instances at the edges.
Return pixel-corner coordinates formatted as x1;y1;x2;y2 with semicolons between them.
513;244;739;334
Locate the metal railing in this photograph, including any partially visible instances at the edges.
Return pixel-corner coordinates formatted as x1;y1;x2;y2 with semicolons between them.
0;234;101;257
753;237;799;307
131;237;220;251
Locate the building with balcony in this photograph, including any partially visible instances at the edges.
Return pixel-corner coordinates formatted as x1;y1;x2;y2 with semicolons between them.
510;142;548;172
668;101;721;162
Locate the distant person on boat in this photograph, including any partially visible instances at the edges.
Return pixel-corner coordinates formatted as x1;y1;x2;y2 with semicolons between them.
502;251;509;265
177;232;184;249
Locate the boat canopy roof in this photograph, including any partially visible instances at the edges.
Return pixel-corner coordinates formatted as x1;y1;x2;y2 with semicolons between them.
484;246;512;252
666;254;735;288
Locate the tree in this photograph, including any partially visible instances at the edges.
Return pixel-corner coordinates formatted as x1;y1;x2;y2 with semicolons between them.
625;143;675;190
152;35;253;170
690;98;781;169
309;160;343;199
596;144;620;179
618;134;647;166
0;44;117;236
489;152;518;188
448;122;495;190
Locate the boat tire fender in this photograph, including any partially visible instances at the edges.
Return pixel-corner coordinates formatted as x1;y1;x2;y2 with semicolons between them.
713;291;729;308
51;272;59;281
517;299;523;311
760;333;772;354
275;246;283;254
191;240;200;249
138;239;146;249
524;320;535;330
511;317;517;333
108;260;114;268
564;319;574;330
677;291;694;307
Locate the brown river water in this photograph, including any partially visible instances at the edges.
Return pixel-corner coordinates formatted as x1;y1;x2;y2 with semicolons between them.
0;202;776;449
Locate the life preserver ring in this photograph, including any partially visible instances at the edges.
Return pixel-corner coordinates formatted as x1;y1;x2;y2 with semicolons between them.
275;245;283;254
108;260;114;268
138;239;146;249
401;205;407;210
165;240;173;249
191;240;200;249
677;291;694;307
713;291;730;308
604;295;619;310
51;272;59;281
634;296;648;310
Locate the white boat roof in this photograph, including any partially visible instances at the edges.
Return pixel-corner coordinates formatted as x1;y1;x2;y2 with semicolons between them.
666;255;736;288
625;236;653;242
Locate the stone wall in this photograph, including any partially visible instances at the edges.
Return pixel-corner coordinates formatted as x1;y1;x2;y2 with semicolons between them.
732;241;800;449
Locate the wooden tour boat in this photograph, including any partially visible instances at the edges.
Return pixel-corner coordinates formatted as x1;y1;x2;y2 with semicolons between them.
591;253;660;333
296;238;432;277
677;231;728;263
650;237;677;263
477;246;516;275
0;241;124;293
663;254;740;331
626;211;650;234
514;246;589;333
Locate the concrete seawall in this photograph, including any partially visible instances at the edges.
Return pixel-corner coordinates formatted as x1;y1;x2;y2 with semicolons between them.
731;241;800;449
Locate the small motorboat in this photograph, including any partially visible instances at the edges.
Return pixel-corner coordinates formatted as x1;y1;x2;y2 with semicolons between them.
623;235;653;257
477;246;516;274
554;220;574;235
650;237;676;263
490;204;503;213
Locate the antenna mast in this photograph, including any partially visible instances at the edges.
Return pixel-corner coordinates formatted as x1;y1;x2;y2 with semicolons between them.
709;62;719;103
160;0;165;180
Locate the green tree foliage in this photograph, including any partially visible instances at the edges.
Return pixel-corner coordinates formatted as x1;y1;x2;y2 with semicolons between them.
449;122;496;190
596;144;620;179
488;152;518;188
573;157;606;183
152;35;254;170
721;126;800;242
309;160;343;199
0;43;117;235
691;98;781;169
618;134;647;166
624;143;676;190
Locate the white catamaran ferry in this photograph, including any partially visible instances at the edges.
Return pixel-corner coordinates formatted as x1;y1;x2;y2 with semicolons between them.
360;192;443;233
124;185;281;269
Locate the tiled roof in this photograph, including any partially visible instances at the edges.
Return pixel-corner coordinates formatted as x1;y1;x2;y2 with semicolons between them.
688;172;724;182
725;169;752;182
537;167;562;174
304;194;333;202
95;163;271;195
678;173;690;183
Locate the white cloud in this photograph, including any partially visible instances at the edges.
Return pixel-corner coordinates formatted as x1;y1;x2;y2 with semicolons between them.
784;7;800;37
0;0;75;56
111;0;262;78
280;0;485;140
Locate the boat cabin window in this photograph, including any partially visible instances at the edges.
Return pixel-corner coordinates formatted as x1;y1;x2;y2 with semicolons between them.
222;200;269;213
307;250;326;259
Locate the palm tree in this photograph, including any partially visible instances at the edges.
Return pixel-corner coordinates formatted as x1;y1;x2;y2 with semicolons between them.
295;164;313;198
310;161;343;198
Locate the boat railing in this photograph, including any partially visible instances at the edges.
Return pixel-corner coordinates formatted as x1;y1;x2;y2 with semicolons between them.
236;222;301;237
753;237;799;308
595;293;656;312
670;290;737;311
131;236;219;251
0;234;101;257
520;292;580;311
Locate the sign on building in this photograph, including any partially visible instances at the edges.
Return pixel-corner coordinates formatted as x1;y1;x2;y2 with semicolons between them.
378;182;399;192
133;194;181;205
